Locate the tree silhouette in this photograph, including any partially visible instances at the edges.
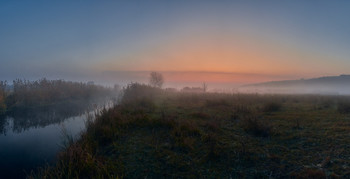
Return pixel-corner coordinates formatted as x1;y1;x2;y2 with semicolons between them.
149;72;164;88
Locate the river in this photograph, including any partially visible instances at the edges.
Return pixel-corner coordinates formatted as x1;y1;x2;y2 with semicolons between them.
0;101;113;178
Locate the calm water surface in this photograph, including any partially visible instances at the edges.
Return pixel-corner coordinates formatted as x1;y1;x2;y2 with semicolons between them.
0;103;112;178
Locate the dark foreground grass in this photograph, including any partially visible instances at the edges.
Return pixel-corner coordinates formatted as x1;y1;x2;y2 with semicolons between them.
30;85;350;178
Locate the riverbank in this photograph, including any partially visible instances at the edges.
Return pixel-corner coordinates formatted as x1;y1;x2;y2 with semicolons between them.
32;84;350;178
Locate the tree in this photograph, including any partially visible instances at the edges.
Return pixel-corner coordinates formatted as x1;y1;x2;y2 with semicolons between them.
149;72;164;88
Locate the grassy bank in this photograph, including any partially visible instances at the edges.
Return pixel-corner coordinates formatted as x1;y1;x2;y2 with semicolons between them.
32;84;350;178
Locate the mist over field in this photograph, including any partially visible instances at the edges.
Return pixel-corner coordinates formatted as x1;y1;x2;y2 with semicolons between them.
1;1;350;178
7;70;343;95
86;71;350;95
240;75;350;95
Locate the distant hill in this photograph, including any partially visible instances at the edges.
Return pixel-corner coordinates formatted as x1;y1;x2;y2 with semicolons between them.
240;75;350;94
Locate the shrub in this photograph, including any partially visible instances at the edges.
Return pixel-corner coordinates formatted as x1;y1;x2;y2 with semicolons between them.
121;83;159;113
121;83;160;103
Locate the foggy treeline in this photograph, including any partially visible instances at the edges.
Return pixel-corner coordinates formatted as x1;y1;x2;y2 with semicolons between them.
0;78;118;114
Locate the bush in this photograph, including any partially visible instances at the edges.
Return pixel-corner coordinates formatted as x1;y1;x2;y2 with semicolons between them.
120;83;160;113
121;83;160;104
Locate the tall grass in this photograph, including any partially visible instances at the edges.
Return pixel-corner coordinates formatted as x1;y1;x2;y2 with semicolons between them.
241;113;273;137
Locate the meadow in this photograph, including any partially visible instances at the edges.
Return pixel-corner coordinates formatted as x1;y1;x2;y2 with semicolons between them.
32;83;350;178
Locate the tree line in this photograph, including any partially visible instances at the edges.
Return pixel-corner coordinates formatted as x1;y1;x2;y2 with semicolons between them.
0;78;117;114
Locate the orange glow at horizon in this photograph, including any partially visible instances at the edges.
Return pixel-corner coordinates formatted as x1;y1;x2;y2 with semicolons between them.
96;30;340;83
162;71;296;84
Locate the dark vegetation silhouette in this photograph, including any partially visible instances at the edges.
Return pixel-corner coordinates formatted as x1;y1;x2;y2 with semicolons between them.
31;83;350;178
149;71;164;88
6;78;114;110
0;78;118;134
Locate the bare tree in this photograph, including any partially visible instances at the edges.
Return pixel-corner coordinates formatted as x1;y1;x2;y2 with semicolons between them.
149;72;164;88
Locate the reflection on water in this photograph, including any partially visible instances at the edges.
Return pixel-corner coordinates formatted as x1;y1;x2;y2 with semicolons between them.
0;105;88;135
0;101;113;178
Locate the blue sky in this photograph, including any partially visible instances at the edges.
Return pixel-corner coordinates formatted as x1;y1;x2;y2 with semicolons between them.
1;1;350;85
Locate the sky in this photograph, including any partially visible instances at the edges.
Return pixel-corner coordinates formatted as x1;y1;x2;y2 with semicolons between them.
1;1;350;87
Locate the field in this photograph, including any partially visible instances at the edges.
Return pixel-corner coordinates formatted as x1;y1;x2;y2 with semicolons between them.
32;84;350;178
